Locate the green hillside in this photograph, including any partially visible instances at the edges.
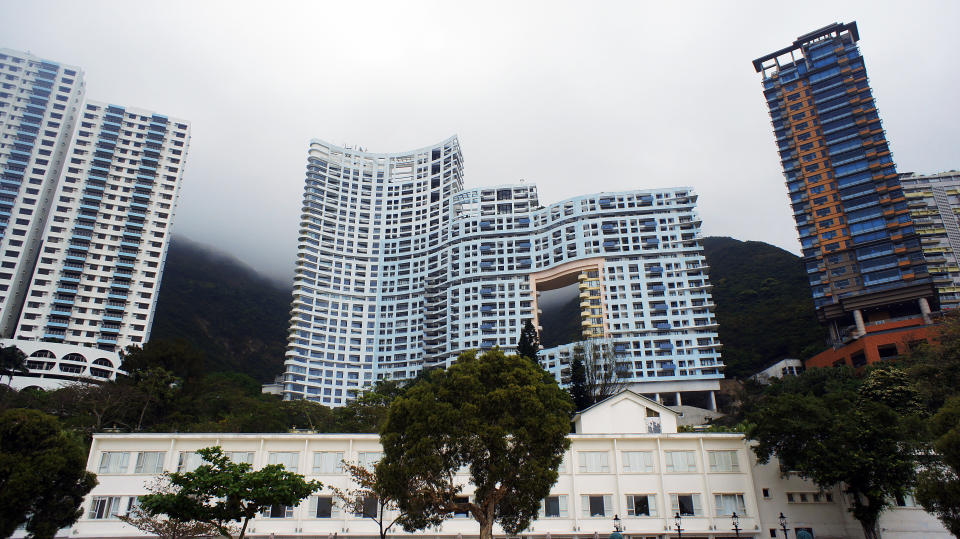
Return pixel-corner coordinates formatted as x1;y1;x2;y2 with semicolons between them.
150;236;291;382
701;236;828;378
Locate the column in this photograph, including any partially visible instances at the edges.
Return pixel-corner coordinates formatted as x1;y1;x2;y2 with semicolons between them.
853;309;866;336
708;390;717;411
919;297;933;325
675;392;682;407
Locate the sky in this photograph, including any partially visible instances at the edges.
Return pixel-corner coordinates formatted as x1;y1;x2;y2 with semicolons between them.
2;0;958;284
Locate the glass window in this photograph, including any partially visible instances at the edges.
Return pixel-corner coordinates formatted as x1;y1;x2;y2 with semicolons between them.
134;451;165;473
358;451;383;469
541;495;568;518
578;451;609;473
226;451;255;464
98;452;129;474
313;451;344;474
664;450;697;472
670;493;702;516
310;496;340;518
622;451;655;473
268;452;299;472
708;451;740;472
262;504;294;518
177;451;204;472
580;495;612;517
626;494;657;517
714;493;746;516
88;496;123;519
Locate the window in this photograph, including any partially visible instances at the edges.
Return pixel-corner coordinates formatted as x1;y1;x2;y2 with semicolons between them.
708;450;740;472
578;451;609;472
664;450;696;472
355;496;378;518
98;452;130;474
226;451;254;464
453;496;470;518
268;451;299;472
310;496;340;518
541;495;568;518
626;494;657;517
895;492;917;507
305;448;343;473
714;493;746;516
622;451;654;472
580;495;612;517
262;504;294;518
134;451;165;473
88;496;123;519
670;494;702;516
358;451;383;469
762;488;771;499
177;451;204;472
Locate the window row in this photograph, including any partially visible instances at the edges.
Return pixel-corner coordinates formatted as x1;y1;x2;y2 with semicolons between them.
98;449;740;475
97;450;384;474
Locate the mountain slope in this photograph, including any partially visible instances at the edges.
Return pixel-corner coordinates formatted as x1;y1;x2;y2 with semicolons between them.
150;236;291;381
702;236;828;378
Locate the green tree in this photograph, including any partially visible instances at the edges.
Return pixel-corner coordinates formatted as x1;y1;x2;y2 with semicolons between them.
916;395;960;536
119;478;230;539
0;346;27;386
139;446;322;539
378;349;572;539
747;367;925;539
330;460;406;539
568;346;591;411
121;339;206;384
516;319;540;363
0;409;97;538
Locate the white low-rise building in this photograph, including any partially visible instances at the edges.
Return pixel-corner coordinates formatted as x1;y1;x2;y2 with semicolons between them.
57;391;947;539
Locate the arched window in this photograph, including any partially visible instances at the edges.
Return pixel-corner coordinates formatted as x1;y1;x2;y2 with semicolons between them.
30;349;56;359
62;353;87;363
93;358;114;368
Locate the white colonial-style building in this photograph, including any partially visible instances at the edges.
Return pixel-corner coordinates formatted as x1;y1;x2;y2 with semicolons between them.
55;390;947;539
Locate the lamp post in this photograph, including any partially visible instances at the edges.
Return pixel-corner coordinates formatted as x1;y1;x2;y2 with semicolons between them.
609;514;623;539
779;512;789;538
674;512;683;538
731;511;741;538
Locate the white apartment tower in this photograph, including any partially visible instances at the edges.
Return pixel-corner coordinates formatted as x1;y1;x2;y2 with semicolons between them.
283;137;723;406
0;49;85;336
13;101;189;352
0;48;189;385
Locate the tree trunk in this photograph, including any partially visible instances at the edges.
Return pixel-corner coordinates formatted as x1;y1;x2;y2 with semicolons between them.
860;519;881;539
236;516;250;539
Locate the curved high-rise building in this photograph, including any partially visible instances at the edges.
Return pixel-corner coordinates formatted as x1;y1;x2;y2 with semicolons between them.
283;137;723;406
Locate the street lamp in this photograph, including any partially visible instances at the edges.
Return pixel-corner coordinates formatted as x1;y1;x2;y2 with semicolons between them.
674;512;683;538
731;511;741;538
609;514;623;539
779;512;789;538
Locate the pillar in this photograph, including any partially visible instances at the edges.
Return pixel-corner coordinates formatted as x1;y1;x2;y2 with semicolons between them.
654;393;661;403
675;392;682;407
708;390;717;411
853;309;866;336
919;297;932;325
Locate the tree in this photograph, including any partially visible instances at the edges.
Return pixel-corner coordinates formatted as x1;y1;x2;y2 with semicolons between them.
0;408;97;538
516;320;540;363
747;366;926;539
127;367;181;431
139;446;322;539
915;395;960;536
568;347;591;412
121;339;206;385
579;340;629;405
119;478;229;539
330;461;405;539
0;346;27;385
378;349;573;539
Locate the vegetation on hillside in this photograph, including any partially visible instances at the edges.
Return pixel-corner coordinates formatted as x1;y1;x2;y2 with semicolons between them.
702;236;828;378
150;236;290;382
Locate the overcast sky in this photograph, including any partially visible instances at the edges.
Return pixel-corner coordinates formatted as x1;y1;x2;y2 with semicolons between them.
3;1;958;284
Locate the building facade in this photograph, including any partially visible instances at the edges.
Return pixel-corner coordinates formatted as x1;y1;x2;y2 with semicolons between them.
283;138;722;406
752;22;937;345
0;48;189;386
901;171;960;309
0;49;86;336
59;391;948;539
